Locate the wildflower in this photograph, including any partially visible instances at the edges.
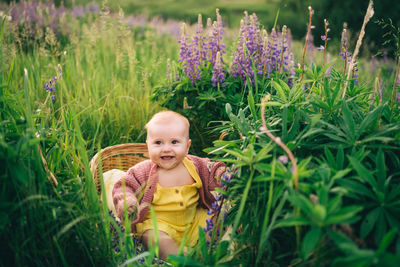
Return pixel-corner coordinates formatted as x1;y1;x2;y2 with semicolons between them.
166;58;171;80
340;28;350;76
211;51;225;87
279;25;289;73
278;155;288;165
208;9;226;65
178;23;201;85
230;18;249;82
321;19;330;66
317;45;324;51
287;52;296;87
397;92;400;103
43;68;61;102
194;14;208;64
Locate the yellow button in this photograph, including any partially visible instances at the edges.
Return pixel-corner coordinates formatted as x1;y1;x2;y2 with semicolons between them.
179;202;183;206
175;189;179;193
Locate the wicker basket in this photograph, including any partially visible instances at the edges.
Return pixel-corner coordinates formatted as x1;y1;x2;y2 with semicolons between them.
89;143;149;192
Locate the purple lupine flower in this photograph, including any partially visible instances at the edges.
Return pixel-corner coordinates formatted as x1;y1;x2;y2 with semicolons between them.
352;60;359;84
231;13;263;84
211;51;225;87
43;65;62;102
193;14;208;65
85;2;100;13
208;9;226;66
288;52;296;87
246;13;261;57
321;19;331;66
340;28;349;70
317;45;324;51
269;28;281;73
230;19;248;82
178;23;201;85
279;25;289;73
178;23;189;62
72;6;85;17
396;92;400;103
260;29;272;78
166;58;171;80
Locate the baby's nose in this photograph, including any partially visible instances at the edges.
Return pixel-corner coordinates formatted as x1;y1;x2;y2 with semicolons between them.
162;143;172;151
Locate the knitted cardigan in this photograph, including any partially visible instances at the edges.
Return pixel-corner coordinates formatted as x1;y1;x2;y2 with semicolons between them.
112;154;225;228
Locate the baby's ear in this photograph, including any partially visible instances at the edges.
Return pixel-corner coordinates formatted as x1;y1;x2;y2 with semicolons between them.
187;139;192;152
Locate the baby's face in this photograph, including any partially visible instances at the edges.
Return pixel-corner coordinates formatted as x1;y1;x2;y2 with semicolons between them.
146;118;191;170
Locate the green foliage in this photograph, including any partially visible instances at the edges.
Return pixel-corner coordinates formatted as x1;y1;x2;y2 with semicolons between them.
200;59;400;265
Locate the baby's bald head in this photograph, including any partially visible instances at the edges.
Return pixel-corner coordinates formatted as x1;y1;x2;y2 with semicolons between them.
145;111;190;140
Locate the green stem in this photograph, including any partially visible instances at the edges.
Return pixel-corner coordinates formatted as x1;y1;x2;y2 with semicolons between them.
232;168;255;233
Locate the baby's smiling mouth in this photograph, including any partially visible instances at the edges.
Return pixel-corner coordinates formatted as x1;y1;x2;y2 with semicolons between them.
161;156;174;160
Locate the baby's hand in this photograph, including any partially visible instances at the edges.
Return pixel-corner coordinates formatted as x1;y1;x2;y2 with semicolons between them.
116;197;139;220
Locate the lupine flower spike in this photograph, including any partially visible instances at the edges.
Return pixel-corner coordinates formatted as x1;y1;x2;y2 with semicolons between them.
203;168;233;244
299;6;314;82
211;51;225;88
178;23;201;85
322;19;330;66
343;0;374;98
340;28;350;77
279;25;288;74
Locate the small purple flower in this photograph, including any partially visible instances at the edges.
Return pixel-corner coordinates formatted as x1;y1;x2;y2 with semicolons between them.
317;45;324;51
43;69;61;102
396;92;400;103
278;155;288;165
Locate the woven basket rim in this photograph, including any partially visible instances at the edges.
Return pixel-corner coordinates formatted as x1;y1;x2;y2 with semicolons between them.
89;143;149;192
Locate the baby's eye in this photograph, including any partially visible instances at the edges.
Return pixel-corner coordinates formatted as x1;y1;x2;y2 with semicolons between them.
172;140;179;144
155;141;162;145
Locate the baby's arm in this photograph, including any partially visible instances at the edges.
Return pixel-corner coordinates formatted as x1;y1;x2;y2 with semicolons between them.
112;168;141;220
207;160;226;190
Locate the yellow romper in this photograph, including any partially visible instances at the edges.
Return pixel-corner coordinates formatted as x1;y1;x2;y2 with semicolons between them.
135;157;211;247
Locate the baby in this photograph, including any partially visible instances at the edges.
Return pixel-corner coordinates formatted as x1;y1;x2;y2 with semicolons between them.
112;110;225;259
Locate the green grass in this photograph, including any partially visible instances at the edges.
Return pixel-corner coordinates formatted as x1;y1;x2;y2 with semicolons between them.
1;1;399;266
1;9;179;265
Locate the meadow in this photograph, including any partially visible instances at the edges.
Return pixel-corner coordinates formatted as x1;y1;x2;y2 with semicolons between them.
1;0;400;266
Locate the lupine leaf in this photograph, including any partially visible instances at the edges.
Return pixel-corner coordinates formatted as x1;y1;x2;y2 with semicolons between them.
360;207;380;238
272;80;287;102
325;205;362;225
302;227;322;259
348;156;377;189
341;100;355;141
376;149;386;192
336;145;344;170
336;179;374;199
274;217;311;228
357;104;383;136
